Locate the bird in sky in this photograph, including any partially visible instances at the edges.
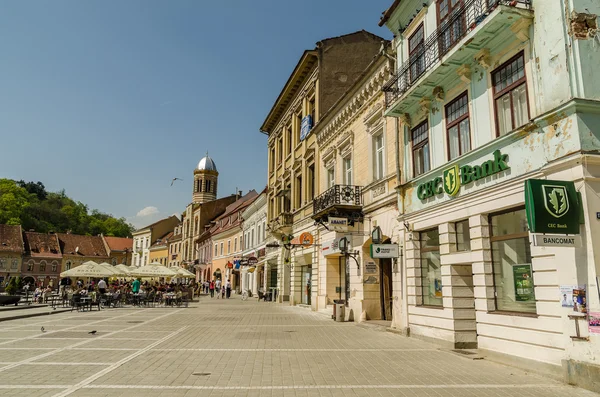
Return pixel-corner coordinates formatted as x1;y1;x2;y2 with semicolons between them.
88;330;97;335
171;178;183;186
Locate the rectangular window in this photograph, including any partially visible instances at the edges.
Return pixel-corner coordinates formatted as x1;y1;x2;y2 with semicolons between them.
490;208;535;313
234;238;237;252
257;225;261;243
455;220;471;251
227;240;231;254
296;175;303;208
296;112;302;144
343;157;352;185
420;228;442;306
493;52;529;136
283;184;292;212
214;244;218;256
438;0;465;56
220;242;223;256
277;137;283;164
412;121;430;177
327;168;335;189
263;222;266;240
251;229;255;247
269;147;275;173
308;164;315;200
287;126;292;156
373;133;385;180
409;24;425;83
446;92;471;160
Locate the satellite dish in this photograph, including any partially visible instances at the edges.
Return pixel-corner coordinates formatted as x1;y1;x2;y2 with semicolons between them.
75;246;79;253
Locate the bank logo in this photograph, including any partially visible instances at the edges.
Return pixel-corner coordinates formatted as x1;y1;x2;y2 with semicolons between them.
443;165;461;196
542;185;569;218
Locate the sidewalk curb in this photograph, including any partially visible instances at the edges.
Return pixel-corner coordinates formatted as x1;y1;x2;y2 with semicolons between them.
0;308;71;322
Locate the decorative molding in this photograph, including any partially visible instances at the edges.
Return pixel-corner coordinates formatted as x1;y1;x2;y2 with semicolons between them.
399;113;411;128
510;17;532;42
432;86;445;102
317;62;391;148
457;64;472;83
371;182;387;199
474;48;491;69
419;97;431;112
363;102;383;125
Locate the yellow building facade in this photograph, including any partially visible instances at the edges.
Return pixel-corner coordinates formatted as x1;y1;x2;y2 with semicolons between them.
313;50;399;320
261;31;386;308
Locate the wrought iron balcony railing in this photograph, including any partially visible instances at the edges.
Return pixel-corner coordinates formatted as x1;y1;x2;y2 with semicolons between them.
313;185;362;215
382;0;531;108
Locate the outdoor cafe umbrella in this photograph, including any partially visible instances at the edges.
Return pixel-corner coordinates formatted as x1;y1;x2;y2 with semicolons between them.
175;267;196;278
98;262;126;277
114;264;133;276
129;263;177;278
60;261;118;278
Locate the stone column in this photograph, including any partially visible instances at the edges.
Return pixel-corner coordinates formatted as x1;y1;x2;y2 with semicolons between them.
470;215;494;319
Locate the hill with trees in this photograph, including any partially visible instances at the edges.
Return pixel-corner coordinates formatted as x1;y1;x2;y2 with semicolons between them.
0;179;134;237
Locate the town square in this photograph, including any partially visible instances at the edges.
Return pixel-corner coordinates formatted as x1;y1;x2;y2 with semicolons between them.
1;0;600;395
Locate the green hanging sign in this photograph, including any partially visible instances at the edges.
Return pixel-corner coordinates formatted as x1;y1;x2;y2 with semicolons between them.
524;179;581;235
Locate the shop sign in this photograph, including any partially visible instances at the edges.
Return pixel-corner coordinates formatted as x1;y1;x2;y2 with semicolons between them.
370;244;399;258
239;259;249;266
321;236;350;256
291;232;314;246
512;264;534;302
525;179;580;234
417;149;510;200
247;256;258;265
532;234;582;248
328;217;348;232
300;115;313;141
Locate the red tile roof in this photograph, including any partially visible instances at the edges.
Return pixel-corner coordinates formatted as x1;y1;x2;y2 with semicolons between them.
57;233;109;258
23;232;62;258
0;225;23;253
103;236;133;252
151;232;173;248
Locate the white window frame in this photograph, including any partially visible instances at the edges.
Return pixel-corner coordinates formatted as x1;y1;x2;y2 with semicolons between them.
373;132;385;181
327;168;335;188
343;156;352;185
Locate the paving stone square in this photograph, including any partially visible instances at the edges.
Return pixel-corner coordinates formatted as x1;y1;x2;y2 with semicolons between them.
0;296;595;397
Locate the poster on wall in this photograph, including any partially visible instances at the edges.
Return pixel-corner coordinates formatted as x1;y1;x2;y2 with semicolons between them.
434;279;442;298
573;287;587;313
512;264;534;302
560;285;586;307
365;262;377;274
589;312;600;334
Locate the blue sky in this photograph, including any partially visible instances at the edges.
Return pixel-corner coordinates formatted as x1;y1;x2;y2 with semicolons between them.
0;0;392;228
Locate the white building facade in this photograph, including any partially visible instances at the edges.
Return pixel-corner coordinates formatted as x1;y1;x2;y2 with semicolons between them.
241;190;268;296
380;0;600;391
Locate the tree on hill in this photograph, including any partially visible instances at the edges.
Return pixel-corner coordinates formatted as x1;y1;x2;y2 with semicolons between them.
0;178;134;237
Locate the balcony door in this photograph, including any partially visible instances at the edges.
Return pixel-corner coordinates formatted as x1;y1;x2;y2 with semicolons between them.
408;24;425;83
438;0;466;57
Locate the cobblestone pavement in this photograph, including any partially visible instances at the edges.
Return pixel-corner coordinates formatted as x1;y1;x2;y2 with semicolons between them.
0;296;596;397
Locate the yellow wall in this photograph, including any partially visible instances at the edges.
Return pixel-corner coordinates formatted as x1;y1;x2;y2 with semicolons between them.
149;247;168;266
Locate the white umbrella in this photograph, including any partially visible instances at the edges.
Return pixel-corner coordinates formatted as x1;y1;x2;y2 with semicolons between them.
175;267;196;278
115;264;133;276
98;262;126;277
129;263;177;278
60;261;117;278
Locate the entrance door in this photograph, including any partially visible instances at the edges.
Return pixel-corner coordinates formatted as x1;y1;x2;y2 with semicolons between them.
302;265;311;305
379;258;393;321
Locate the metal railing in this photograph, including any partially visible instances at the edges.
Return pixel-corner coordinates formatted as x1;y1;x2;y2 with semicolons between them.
382;0;531;108
313;185;362;215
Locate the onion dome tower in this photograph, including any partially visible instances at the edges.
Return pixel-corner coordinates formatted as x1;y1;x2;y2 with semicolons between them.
192;152;218;204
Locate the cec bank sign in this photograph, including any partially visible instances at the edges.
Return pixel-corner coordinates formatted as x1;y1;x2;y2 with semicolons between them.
417;150;509;200
525;179;581;235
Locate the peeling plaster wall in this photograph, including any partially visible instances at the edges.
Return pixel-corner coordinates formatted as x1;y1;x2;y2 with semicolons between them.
568;0;600;100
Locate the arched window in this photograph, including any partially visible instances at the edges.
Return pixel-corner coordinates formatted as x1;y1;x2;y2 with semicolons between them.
27;261;34;272
39;261;47;272
51;261;58;272
11;259;18;269
206;180;211;193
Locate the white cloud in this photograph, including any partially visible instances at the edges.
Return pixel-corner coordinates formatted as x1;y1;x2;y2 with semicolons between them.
136;206;159;217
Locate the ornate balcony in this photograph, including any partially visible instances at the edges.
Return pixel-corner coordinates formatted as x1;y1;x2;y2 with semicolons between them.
312;185;363;223
383;0;532;116
268;212;294;235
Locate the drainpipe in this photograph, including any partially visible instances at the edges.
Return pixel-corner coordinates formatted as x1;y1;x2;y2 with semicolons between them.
394;116;409;335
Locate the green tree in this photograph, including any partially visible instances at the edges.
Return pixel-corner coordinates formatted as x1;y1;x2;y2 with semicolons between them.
0;179;32;225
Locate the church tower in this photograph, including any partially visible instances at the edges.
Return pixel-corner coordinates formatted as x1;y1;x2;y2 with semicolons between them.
192;153;218;204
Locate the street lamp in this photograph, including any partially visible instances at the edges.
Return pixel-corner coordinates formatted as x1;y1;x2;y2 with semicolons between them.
338;237;360;275
371;226;383;244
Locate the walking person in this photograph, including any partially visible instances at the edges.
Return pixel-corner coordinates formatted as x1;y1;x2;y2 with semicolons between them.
209;280;215;298
215;279;221;299
98;278;107;295
225;279;232;299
